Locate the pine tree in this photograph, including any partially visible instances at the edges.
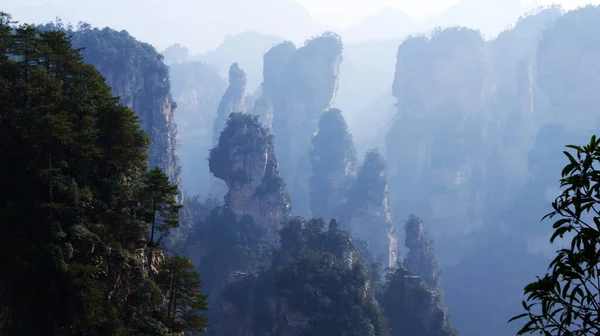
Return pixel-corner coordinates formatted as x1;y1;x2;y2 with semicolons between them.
160;254;209;333
140;167;182;246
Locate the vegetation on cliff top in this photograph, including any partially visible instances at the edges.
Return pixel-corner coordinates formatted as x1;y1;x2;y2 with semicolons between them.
221;217;389;336
38;18;180;183
310;108;357;220
209;113;273;183
347;148;388;209
0;15;206;335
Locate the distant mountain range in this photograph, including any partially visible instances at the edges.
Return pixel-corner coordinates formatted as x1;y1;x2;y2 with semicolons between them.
341;0;535;43
9;0;538;53
5;0;327;53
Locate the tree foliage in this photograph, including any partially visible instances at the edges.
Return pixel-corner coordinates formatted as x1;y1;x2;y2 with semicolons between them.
275;250;388;336
209;112;274;183
380;266;457;336
188;206;265;329
221;217;389;336
140;167;182;246
37;18;179;183
347;148;388;208
0;15;206;335
275;217;388;336
159;254;209;333
511;135;600;335
196;207;265;295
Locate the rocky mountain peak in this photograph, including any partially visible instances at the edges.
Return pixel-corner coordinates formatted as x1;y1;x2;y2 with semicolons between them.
345;149;397;269
255;32;344;216
209;112;290;241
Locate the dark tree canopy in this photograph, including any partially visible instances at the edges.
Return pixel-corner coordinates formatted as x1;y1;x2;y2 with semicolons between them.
220;217;389;336
37;19;180;185
159;254;209;333
0;15;205;335
188;206;265;329
140;167;182;246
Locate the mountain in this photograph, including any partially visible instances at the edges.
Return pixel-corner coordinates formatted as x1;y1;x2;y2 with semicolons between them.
254;33;344;216
4;0;327;53
334;38;402;143
169;60;228;197
193;31;284;91
37;23;182;187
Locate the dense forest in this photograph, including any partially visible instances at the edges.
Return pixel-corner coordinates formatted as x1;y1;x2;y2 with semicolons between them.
3;3;600;336
0;14;206;335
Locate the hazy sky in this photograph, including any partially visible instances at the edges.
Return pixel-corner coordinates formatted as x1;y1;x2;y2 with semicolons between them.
3;0;600;52
295;0;458;27
295;0;596;27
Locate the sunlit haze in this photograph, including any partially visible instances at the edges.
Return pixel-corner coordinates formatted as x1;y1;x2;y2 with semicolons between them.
296;0;600;27
1;0;600;52
293;0;460;27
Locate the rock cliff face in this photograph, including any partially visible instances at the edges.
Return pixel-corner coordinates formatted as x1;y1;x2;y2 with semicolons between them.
537;5;600;134
386;27;489;237
213;63;248;144
383;10;565;243
504;5;600;244
402;275;449;334
210;63;249;197
482;5;600;245
309;108;357;220
345;149;397;269
68;27;181;186
253;41;297;129
108;244;164;300
381;221;455;336
209;112;290;241
170;61;227;196
255;33;343;216
486;7;562;200
490;6;560;106
403;216;440;288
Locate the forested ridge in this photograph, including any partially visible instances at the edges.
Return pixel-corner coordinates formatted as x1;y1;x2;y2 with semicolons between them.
0;14;206;335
